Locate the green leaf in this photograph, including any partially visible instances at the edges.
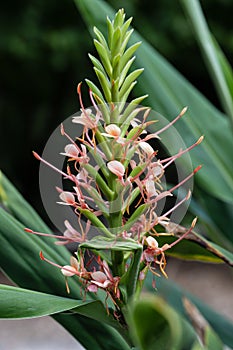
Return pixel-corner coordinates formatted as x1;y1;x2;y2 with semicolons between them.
156;236;223;264
119;68;144;99
93;66;111;102
0;284;96;319
188;192;233;250
144;276;233;348
163;222;233;266
94;39;112;76
122;203;149;233
74;0;233;205
93;26;110;53
126;294;195;350
180;0;233;125
80;236;142;251
0;284;130;339
0;171;50;233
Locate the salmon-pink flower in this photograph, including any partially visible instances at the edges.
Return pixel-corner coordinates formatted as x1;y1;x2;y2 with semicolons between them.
107;160;125;178
103;124;121;137
90;271;111;288
61;265;78;277
58;191;76;205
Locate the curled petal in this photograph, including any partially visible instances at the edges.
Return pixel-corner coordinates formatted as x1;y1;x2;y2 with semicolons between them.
146;236;159;249
61;144;80;158
107;160;125;177
59;191;76;205
61;265;77;277
145;179;158;197
104;124;121;137
138;141;154;156
87;284;98;293
151;162;164;177
91;271;107;283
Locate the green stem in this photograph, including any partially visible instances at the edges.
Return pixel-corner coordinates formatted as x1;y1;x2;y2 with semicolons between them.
111;250;125;276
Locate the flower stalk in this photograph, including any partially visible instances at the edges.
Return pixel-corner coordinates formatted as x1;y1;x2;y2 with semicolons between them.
28;9;203;323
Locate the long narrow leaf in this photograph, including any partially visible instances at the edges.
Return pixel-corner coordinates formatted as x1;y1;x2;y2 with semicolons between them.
180;0;233;126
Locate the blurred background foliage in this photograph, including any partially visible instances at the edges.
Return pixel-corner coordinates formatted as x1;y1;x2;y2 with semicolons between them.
0;0;232;225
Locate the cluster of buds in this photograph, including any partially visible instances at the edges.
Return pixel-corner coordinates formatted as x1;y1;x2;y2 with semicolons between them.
25;9;202;311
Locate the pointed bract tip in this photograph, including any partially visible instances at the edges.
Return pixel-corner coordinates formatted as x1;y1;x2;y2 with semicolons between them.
191;217;198;228
194;165;202;174
186;190;192;200
77;82;82;95
24;228;33;233
197;135;204;144
60;123;65;135
55;186;63;193
32;151;41;160
39;251;45;260
180;106;188;116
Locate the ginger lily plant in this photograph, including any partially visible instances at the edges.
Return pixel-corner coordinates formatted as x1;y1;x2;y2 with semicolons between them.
28;9;201;310
0;8;232;350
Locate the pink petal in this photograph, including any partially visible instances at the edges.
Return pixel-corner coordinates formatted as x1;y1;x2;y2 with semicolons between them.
138;141;154;156
107;160;125;177
87;284;98;293
63;144;79;158
61;265;77;277
146;236;159;249
105;124;121;137
91;271;107;283
59;191;76;205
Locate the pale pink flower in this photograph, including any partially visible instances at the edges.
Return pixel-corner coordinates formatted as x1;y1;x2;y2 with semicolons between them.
63;220;83;241
102;124;121;138
150;162;164;178
87;261;120;299
145;178;158;198
58;191;76;205
60;144;80;159
138;141;154;156
146;236;159;249
72;108;96;129
107;160;125;178
61;265;78;277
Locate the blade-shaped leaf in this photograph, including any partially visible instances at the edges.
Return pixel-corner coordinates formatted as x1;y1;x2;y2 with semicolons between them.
0;284;96;319
0;284;129;341
180;0;233;125
0;171;50;233
189;192;233;249
126;294;196;350
74;0;233;205
80;236;142;251
144;275;233;348
162;222;233;267
0;284;131;349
